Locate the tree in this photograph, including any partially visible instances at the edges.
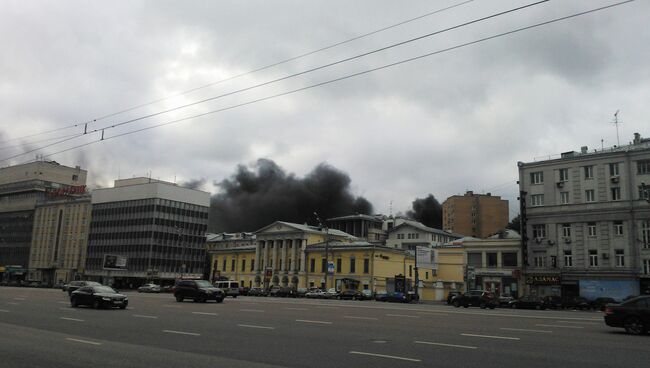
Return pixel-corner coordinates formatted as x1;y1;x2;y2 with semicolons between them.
506;214;521;232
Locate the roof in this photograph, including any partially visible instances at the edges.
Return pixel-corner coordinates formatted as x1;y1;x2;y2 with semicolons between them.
206;232;255;242
487;229;521;240
391;219;462;238
327;214;385;222
254;221;357;239
306;240;412;255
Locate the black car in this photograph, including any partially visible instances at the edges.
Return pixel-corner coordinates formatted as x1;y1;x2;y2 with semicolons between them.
604;296;650;335
447;291;462;305
453;290;497;309
270;286;296;297
563;296;591;310
70;285;128;309
65;280;102;296
248;287;268;297
542;295;563;309
591;297;618;311
338;290;363;300
509;295;546;310
174;279;225;303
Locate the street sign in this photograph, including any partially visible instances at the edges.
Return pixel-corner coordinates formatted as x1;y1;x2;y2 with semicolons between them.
327;261;335;275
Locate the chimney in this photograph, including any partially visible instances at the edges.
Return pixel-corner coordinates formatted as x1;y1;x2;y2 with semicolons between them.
634;132;641;145
580;146;588;154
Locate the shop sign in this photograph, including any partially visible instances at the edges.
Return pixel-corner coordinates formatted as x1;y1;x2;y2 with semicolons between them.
525;275;561;285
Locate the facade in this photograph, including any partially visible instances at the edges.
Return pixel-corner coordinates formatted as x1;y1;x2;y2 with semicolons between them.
519;133;650;300
385;219;461;250
0;161;87;281
84;178;210;287
28;196;91;285
442;191;509;238
426;244;465;301
326;214;387;243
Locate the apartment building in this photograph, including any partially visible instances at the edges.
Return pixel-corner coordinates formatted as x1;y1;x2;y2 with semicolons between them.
518;133;650;299
442;191;509;238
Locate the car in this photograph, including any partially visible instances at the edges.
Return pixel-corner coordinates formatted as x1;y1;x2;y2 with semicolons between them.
305;289;326;299
591;297;618;311
269;286;296;297
452;290;497;309
324;288;339;299
509;295;546;310
296;287;308;297
173;279;225;303
497;293;514;307
70;285;128;309
563;296;591;310
385;291;410;303
604;296;650;335
447;291;462;305
338;290;363;300
66;280;102;296
248;287;268;297
542;295;563;309
359;289;373;300
161;285;174;293
239;287;250;296
137;283;161;293
374;291;388;302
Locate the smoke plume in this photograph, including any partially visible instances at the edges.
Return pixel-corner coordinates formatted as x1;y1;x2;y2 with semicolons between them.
406;194;443;229
180;178;207;190
208;159;373;232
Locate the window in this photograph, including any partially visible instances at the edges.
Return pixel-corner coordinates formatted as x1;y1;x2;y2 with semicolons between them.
336;258;342;273
562;224;571;237
363;259;369;274
614;221;624;236
530;171;544;184
588;223;597;237
584;166;594;179
639;186;650;200
532;224;547;238
72;174;79;181
487;253;498;268
531;194;544;207
409;265;413;277
222;258;227;272
611;187;621;201
585;189;595;202
310;258;315;272
467;252;482;267
321;258;327;273
241;259;246;272
560;192;569;204
533;252;546;267
251;259;255;272
643;259;650;275
564;250;573;267
589;250;598;267
609;163;619;177
502;252;517;267
637;159;650;174
615;249;625;267
231;259;235;272
350;258;356;273
397;234;404;240
559;168;569;182
642;221;650;249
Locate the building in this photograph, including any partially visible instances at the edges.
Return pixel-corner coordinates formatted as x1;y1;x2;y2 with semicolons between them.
326;214;387;243
385;218;461;251
28;196;91;285
0;161;87;281
518;132;650;300
442;191;509;238
84;178;210;287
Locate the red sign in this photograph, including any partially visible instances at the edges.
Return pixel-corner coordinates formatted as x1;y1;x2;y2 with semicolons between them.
46;185;87;197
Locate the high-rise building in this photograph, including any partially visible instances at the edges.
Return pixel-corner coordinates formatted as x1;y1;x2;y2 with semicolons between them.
84;178;210;287
0;161;87;282
518;133;650;299
442;191;509;238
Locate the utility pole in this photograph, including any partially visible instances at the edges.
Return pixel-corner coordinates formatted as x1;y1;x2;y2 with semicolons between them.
414;247;419;302
314;212;330;290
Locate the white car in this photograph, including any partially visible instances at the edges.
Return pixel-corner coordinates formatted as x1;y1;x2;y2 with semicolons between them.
137;283;161;293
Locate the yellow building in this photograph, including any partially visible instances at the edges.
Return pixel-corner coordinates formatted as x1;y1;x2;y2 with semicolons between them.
419;245;465;302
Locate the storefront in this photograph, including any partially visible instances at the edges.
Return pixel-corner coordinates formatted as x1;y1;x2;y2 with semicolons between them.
525;274;561;297
471;270;521;298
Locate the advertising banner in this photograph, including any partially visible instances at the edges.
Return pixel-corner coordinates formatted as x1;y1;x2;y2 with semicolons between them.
579;280;639;301
416;246;437;270
102;254;127;270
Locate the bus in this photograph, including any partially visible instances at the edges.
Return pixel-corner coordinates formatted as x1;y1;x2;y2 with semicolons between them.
213;280;240;298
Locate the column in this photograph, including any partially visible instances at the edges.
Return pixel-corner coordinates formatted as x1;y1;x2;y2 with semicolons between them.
255;241;262;272
271;240;277;271
280;240;287;273
299;239;307;272
262;240;269;271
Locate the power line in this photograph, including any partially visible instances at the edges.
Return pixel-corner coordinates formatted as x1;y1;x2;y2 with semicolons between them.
0;0;474;147
2;0;549;163
27;1;634;164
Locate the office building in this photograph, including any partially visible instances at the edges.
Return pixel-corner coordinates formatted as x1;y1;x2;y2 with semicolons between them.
442;191;509;238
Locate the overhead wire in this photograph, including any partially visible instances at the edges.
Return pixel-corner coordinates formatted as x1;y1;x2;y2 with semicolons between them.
25;1;634;164
2;0;550;163
0;0;474;147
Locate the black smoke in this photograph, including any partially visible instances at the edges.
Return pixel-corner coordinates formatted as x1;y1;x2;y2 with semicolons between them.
180;178;207;190
406;194;443;229
208;159;373;232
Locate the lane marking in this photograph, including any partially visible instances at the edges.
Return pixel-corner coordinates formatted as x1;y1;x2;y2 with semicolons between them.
500;328;552;333
13;298;25;301
415;341;478;349
316;306;339;309
554;320;599;325
59;307;75;311
192;312;219;316
536;324;584;329
284;307;308;311
6;302;20;305
416;311;449;316
60;317;84;322
65;338;102;346
238;324;275;330
58;301;68;304
163;329;200;336
163;304;182;308
132;314;158;319
296;319;333;325
0;309;9;313
240;309;265;313
349;351;421;362
386;314;420;318
461;333;520;340
344;316;378;320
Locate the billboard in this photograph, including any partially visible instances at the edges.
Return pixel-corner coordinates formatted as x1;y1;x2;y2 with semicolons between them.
579;280;639;301
416;246;437;270
102;254;127;270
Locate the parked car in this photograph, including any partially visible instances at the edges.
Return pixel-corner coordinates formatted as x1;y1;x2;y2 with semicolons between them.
604;296;650;335
338;290;363;300
173;279;225;303
296;288;308;298
498;293;514;307
270;287;296;297
268;286;283;297
70;285;128;309
239;287;250;296
542;295;563;309
137;283;161;293
447;291;462;305
591;297;618;311
161;285;174;293
453;290;497;309
324;288;339;299
66;280;102;296
509;295;546;310
305;289;326;299
248;287;268;297
359;289;373;300
374;291;388;302
563;296;591;310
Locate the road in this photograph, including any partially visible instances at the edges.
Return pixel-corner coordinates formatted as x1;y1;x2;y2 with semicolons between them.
0;287;648;368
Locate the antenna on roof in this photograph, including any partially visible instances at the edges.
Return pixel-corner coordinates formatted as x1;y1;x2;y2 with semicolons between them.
389;200;393;217
611;110;622;146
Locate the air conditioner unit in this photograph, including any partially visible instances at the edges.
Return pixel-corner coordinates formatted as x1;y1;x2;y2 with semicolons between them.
564;237;572;244
556;182;564;188
610;176;620;183
602;253;610;259
547;240;555;245
535;237;543;244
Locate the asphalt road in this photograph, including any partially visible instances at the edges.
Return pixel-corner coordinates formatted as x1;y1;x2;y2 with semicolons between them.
0;287;648;368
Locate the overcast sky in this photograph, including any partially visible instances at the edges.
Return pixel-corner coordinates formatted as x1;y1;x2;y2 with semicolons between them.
1;0;648;219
